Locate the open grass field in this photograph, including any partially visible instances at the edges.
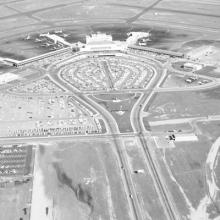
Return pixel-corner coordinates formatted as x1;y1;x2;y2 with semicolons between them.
0;0;219;59
0;180;32;220
151;134;220;219
197;120;220;141
35;140;132;220
35;4;139;21
156;0;220;16
197;120;220;197
0;38;55;60
0;0;219;220
91;93;140;133
195;66;220;78
123;137;167;219
145;86;220;121
138;10;220;30
146;121;193;133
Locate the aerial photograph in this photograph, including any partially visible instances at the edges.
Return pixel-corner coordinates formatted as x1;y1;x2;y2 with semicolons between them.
0;0;220;220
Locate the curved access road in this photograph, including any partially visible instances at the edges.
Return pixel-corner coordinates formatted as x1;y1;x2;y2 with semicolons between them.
47;56;145;220
130;59;181;220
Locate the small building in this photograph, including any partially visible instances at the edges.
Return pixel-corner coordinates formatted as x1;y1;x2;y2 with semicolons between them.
169;133;198;142
81;33;126;52
183;62;203;71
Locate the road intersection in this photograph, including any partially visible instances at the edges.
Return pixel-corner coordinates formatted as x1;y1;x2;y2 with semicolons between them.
1;47;220;220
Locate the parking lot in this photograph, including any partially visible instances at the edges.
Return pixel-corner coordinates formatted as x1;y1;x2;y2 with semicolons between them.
2;117;102;137
0;93;102;137
0;94;90;121
59;53;154;91
9;76;65;94
106;56;154;89
0;144;32;178
60;57;108;91
0;143;33;220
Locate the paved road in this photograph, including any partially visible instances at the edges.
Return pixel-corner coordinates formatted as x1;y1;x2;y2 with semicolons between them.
47;57;145;220
129;57;180;220
4;49;220;220
128;48;220;220
30;147;53;220
131;93;180;220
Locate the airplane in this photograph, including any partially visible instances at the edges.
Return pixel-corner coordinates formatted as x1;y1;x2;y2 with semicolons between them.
49;47;56;51
60;33;70;38
54;29;63;34
138;32;152;46
126;31;151;45
54;44;64;49
138;38;151;46
34;38;43;42
40;42;54;47
24;34;31;40
141;36;151;42
39;32;50;37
